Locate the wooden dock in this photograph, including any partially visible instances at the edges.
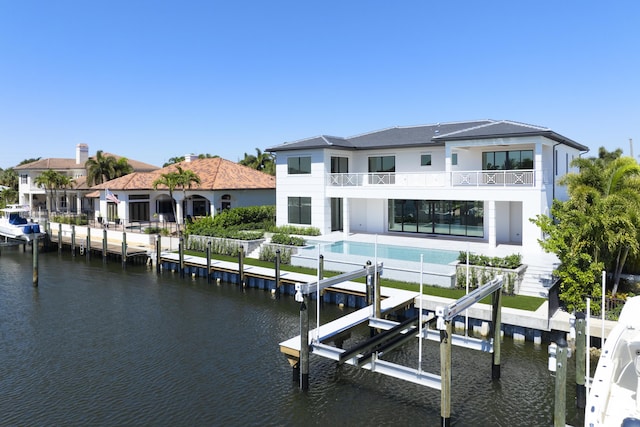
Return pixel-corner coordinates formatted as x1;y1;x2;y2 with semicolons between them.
49;233;149;258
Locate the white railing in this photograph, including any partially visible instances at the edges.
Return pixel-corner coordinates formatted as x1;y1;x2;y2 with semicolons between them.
327;170;536;188
451;170;536;186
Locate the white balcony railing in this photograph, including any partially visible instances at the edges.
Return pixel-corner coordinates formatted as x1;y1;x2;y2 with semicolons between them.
327;170;536;188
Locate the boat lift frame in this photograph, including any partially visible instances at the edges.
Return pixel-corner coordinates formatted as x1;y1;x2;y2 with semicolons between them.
286;265;504;426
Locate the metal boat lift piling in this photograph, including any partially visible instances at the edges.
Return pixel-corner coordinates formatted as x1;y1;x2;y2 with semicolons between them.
280;261;505;426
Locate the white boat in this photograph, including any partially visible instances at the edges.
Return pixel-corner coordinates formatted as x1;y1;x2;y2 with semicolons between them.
586;296;640;426
0;204;45;242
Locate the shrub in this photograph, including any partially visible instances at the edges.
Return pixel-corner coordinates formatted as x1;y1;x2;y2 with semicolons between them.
457;252;522;269
270;233;306;246
269;225;321;236
144;227;170;236
259;245;292;264
185;206;275;237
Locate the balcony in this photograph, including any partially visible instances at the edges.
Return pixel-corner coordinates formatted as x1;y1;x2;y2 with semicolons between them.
327;170;537;188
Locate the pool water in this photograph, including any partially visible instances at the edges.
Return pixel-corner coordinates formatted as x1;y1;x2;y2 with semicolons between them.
303;240;459;265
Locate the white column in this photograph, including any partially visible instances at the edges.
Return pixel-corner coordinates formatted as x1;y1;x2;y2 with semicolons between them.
487;200;496;247
174;195;184;225
535;142;543;187
76;192;82;215
343;198;350;237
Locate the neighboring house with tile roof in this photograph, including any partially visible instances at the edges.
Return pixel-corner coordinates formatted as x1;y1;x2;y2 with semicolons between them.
266;119;589;251
90;156;275;225
14;144;159;217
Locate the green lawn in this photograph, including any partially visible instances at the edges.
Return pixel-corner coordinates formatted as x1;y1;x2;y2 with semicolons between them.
182;250;546;311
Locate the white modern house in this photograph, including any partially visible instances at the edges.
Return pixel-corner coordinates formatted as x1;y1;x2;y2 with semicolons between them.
267;119;588;259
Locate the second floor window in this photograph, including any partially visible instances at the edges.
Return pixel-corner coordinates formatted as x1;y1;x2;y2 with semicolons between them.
287;156;311;174
420;154;432;166
483;150;533;170
331;156;348;173
368;156;395;173
20;174;28;184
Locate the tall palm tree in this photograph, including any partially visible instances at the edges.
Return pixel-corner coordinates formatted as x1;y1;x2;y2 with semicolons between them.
174;166;201;229
85;150;116;186
152;170;180;228
56;174;74;213
34;169;65;212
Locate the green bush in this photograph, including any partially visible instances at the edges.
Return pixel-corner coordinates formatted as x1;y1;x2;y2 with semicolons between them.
52;214;88;226
185;206;275;237
144;227;170;236
457;252;522;269
270;233;306;246
259;245;292;264
269;225;320;236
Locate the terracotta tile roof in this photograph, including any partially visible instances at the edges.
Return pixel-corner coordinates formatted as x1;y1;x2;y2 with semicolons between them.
14;153;159;172
91;158;275;191
14;158;81;170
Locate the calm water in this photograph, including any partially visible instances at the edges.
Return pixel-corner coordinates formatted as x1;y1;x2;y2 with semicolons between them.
0;248;582;426
303;241;459;265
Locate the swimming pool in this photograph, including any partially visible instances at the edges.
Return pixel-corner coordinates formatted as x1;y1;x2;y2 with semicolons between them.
301;240;459;265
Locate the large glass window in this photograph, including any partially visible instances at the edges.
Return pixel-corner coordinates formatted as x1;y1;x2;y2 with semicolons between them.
388;199;483;237
483;150;533;170
287;156;311;174
331;156;348;173
288;197;311;225
368;156;395;184
129;202;150;221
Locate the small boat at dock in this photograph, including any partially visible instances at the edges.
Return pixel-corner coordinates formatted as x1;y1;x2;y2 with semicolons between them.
0;204;44;242
586;296;640;426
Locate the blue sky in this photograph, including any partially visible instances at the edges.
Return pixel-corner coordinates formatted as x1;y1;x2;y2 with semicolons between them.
1;1;639;169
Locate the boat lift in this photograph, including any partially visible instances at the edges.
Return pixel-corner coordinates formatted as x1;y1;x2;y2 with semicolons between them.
282;260;504;426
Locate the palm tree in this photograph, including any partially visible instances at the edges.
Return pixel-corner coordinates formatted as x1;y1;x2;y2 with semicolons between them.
152;166;201;233
152;170;180;228
174;166;201;230
34;169;65;212
239;148;275;175
561;151;640;294
113;157;134;178
162;156;185;167
56;174;74;213
85;150;116;186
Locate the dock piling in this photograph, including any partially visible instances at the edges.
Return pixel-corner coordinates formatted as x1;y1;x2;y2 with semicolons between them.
179;236;184;278
300;295;309;390
58;223;62;253
491;286;502;379
275;249;281;298
32;236;39;287
440;320;452;427
102;228;107;263
206;241;212;284
554;337;568;427
71;225;76;256
86;226;91;260
156;235;161;274
238;246;244;286
121;231;127;269
575;312;586;409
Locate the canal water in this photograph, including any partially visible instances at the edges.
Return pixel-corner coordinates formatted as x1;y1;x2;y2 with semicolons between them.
0;248;583;426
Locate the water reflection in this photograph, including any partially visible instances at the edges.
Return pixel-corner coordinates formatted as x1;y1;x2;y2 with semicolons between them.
0;248;581;426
